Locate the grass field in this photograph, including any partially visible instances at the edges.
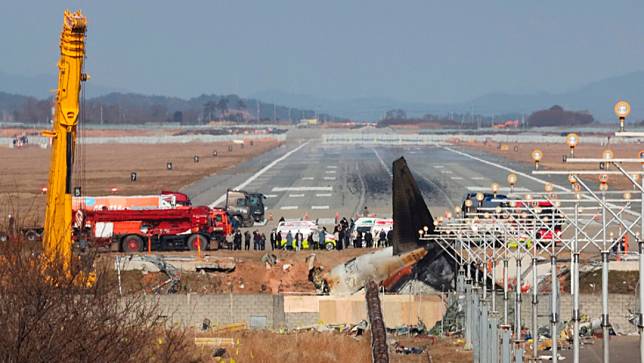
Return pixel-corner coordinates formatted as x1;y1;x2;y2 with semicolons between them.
0;139;281;224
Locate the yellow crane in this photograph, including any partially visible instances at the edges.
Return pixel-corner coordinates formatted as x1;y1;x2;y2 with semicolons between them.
42;10;87;271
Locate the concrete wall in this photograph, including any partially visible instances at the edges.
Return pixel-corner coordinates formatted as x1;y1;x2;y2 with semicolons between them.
151;293;447;331
149;293;283;329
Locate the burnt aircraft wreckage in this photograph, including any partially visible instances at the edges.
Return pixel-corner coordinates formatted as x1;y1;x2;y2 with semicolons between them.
311;157;456;295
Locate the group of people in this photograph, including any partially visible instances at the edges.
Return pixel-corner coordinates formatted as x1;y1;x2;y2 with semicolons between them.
227;213;394;252
268;229;321;251
231;230;267;250
352;228;392;249
331;216;393;250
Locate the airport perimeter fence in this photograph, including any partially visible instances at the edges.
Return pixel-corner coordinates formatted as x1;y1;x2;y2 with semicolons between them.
322;133;642;145
1;133;287;147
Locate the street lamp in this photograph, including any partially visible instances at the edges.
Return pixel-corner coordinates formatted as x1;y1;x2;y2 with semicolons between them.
507;173;518;192
566;133;579;157
568;174;577;186
602;149;615;161
531;149;543;169
491;182;500;197
476;192;485;207
614;100;631;132
465;199;473;214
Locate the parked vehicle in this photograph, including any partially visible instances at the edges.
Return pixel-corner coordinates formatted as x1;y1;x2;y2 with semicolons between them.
225;189;266;227
78;206;229;252
72;191;190;211
350;217;393;242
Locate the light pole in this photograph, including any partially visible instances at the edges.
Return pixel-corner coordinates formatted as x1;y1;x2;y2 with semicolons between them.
566;133;579;158
614;100;631;133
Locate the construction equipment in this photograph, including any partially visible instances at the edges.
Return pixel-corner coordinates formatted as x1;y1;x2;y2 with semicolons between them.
41;10;87;270
80;206;230;252
225;189;266;227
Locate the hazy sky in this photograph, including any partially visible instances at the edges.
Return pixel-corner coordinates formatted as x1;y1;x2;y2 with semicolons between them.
1;0;643;102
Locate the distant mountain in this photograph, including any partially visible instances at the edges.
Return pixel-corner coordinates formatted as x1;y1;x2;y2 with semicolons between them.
0;71;125;99
251;90;450;121
0;90;338;124
254;71;644;122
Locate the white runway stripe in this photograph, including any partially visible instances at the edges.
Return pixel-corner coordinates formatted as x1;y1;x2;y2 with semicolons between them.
311;205;330;209
471;176;486;180
323;176;336;180
450;176;464;180
289;194;305;197
280;206;299;210
302;177;315;180
325;170;336;174
316;193;332;197
265;194;278;198
209;140;311;207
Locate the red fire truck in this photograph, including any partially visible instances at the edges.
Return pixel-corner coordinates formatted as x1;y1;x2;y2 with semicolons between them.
79;206;231;252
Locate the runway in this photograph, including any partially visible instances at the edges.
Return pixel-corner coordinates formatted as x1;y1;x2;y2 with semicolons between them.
182;140;568;226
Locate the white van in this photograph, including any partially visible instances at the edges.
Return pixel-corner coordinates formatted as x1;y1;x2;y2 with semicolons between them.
351;217;393;240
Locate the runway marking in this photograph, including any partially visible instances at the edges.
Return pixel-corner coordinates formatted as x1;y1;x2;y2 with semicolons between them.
265;194;278;198
326;165;337;169
302;177;315;180
289;194;305;198
311;205;330;210
450;176;464;180
280;206;299;210
372;148;393;178
209;140;311;207
272;186;333;192
325;170;336;174
323;176;336;180
471;176;486;180
316;193;332;197
440;170;453;174
433;165;445;169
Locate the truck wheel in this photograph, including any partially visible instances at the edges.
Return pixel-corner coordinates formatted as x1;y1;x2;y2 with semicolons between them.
325;242;335;251
188;234;208;251
25;230;38;241
122;235;143;253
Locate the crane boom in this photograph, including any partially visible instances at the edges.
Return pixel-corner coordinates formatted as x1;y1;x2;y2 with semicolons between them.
42;10;87;268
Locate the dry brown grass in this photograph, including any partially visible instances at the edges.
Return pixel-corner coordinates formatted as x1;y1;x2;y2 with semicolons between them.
0;139;281;219
0;237;208;362
192;330;470;363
